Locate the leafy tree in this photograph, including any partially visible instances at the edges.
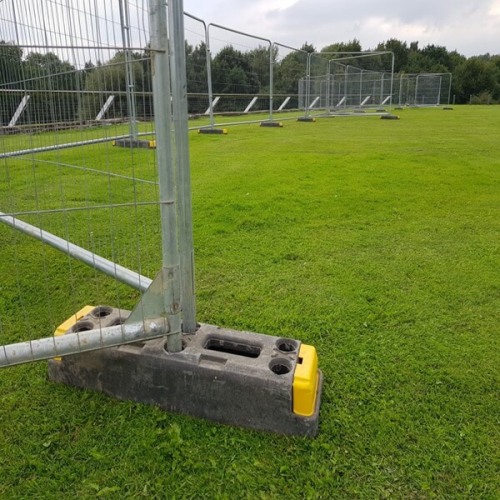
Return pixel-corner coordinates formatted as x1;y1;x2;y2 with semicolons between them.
274;49;308;108
22;52;78;123
454;57;500;103
321;39;362;54
376;39;409;73
211;46;260;110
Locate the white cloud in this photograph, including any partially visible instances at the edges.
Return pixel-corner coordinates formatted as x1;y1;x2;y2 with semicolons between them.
183;0;500;56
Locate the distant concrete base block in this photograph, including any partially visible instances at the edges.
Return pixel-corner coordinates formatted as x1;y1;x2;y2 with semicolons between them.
198;127;227;135
381;114;400;120
297;117;315;122
113;139;156;149
260;121;283;128
48;312;323;437
443;107;453;110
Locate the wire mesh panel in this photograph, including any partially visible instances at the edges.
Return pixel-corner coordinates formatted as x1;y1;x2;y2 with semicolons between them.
184;12;208;116
414;73;451;106
298;53;394;114
273;43;308;112
206;23;271;116
393;73;451;106
0;0;180;364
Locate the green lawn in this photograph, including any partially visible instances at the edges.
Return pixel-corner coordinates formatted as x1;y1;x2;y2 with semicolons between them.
0;106;499;498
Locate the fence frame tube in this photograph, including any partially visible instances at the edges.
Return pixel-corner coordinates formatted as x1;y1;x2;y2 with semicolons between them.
168;0;197;333
149;0;183;352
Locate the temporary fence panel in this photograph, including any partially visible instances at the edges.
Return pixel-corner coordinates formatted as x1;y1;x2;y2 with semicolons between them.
393;73;451;107
298;52;394;115
0;0;190;364
273;43;308;112
184;12;209;116
206;23;272;119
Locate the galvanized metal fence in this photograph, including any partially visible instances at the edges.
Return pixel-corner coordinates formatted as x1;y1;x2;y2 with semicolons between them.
0;0;192;365
1;1;449;367
394;72;452;107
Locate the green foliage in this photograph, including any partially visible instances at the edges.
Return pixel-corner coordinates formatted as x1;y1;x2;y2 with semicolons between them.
455;57;500;103
81;51;150;120
0;106;499;497
321;39;362;55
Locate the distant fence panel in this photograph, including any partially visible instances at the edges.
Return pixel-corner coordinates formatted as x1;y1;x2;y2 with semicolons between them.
394;73;452;106
273;43;308;111
206;23;272;117
298;52;395;114
184;12;209;115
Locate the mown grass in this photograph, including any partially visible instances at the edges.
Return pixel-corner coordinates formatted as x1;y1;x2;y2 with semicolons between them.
0;106;499;498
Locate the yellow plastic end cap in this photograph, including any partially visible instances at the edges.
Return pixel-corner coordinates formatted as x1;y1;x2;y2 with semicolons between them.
222;129;228;134
293;344;319;417
53;305;95;361
148;140;157;148
54;305;95;337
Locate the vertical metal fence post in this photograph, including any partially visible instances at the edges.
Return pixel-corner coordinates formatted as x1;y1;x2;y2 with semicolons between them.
205;25;216;128
326;60;331;113
168;0;197;333
119;0;138;140
344;65;349;108
415;74;420;105
269;41;274;121
389;52;395;109
447;74;453;105
305;53;312;117
149;0;182;352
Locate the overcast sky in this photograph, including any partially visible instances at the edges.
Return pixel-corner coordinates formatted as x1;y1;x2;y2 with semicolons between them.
183;0;500;57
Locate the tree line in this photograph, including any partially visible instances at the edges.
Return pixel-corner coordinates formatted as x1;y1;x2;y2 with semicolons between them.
1;37;499;125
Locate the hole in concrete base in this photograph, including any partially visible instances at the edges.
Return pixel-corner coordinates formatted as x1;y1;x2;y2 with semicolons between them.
204;338;261;358
72;321;94;332
276;338;298;353
269;358;292;375
91;306;113;318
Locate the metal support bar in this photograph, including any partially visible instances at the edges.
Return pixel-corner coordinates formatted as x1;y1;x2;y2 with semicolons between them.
95;95;115;121
0;133;153;160
0;212;152;292
204;95;219;115
8;95;30;127
0;319;167;368
336;96;346;107
308;96;320;110
278;96;291;111
244;96;258;113
360;95;371;106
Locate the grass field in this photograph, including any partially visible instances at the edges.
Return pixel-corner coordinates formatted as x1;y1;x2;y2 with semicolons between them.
0;106;499;498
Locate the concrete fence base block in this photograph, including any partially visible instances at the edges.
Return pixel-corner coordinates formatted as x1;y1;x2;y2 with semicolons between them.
113;139;156;149
48;308;323;437
260;121;283;128
198;127;227;135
